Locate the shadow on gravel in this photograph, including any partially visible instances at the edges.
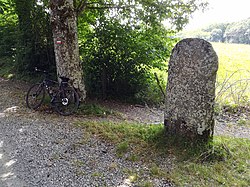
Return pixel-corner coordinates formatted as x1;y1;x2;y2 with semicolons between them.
0;140;26;187
0;105;27;186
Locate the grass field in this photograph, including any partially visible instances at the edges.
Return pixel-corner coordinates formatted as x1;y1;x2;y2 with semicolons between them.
212;42;250;76
211;42;250;106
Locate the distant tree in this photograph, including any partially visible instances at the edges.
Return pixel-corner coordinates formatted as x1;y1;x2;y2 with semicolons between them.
179;19;250;44
202;23;228;42
210;29;223;42
244;29;250;44
176;30;210;41
224;18;250;44
203;22;228;33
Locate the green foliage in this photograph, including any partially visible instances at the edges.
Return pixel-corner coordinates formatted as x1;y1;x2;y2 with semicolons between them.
81;16;174;100
76;0;207;30
0;0;56;77
1;0;208;103
0;57;15;78
0;0;17;57
78;0;207;101
135;72;166;105
13;0;55;74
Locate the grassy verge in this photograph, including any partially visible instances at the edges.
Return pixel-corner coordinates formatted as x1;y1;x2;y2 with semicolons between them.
76;103;116;117
75;121;167;159
171;137;250;186
76;121;250;186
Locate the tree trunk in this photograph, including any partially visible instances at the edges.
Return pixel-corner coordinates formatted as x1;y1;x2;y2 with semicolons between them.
50;0;86;100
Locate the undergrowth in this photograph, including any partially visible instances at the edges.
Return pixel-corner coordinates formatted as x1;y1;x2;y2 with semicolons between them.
0;57;15;79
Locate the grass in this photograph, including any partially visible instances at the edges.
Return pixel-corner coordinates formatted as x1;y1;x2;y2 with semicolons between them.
238;119;250;127
212;42;250;79
171;137;250;186
211;42;250;106
77;103;114;117
75;121;168;159
76;121;250;186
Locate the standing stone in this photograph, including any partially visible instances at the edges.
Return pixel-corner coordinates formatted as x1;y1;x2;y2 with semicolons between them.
164;38;218;142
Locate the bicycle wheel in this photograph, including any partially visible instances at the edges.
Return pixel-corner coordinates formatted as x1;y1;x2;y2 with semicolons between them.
53;87;79;116
26;83;45;109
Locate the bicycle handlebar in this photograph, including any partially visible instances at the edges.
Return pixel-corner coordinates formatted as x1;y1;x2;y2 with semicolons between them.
34;68;68;84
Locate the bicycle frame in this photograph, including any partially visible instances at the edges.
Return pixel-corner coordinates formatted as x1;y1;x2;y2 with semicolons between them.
26;67;79;115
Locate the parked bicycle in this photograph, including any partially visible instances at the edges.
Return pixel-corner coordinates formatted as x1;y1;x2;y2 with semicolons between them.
26;67;79;116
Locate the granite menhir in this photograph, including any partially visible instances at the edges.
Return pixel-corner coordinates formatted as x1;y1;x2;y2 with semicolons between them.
164;38;218;142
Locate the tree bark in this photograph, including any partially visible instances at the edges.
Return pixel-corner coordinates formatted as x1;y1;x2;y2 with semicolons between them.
50;0;86;100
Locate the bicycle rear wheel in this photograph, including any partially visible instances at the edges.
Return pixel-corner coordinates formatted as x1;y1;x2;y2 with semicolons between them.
53;87;79;116
26;83;45;109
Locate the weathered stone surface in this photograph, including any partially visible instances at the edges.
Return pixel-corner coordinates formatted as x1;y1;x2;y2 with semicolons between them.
164;38;218;141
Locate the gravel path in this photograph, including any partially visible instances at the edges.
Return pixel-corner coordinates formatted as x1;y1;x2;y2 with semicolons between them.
0;79;173;187
0;78;249;187
1;116;172;187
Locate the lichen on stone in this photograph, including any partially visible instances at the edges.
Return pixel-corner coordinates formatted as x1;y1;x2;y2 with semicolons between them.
164;38;218;141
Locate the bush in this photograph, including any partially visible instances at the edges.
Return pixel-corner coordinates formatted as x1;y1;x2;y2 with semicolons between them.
81;17;173;103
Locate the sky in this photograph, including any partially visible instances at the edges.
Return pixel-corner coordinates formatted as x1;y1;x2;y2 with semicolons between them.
185;0;250;30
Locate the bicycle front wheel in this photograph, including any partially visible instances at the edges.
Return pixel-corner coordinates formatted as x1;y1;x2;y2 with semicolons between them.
26;83;45;109
53;87;79;116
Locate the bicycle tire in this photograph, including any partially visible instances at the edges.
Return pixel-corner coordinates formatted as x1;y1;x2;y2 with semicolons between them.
26;83;45;109
52;87;79;116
